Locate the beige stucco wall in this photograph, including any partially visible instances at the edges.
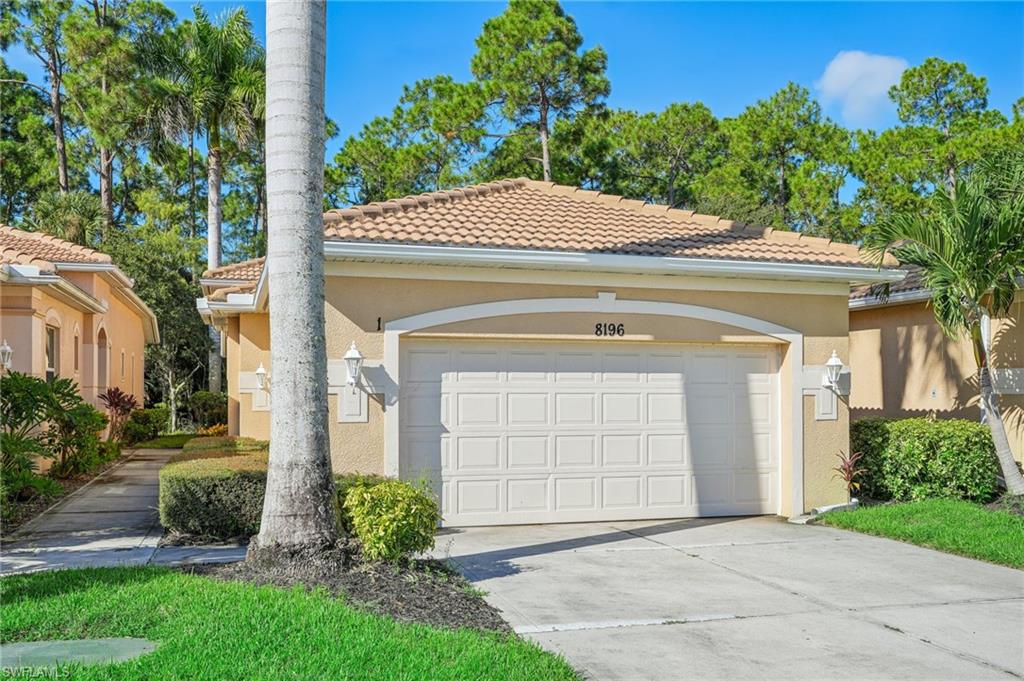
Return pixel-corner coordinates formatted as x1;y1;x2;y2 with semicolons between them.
228;268;853;515
0;279;146;403
850;293;1024;463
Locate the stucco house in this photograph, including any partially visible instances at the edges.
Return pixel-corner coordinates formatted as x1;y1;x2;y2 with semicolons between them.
198;178;903;525
850;268;1024;464
0;225;159;406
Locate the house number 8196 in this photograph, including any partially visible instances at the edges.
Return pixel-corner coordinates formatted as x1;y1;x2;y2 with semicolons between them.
595;322;625;337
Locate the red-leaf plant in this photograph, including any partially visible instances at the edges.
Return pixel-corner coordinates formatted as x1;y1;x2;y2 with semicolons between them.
98;387;138;442
833;450;867;500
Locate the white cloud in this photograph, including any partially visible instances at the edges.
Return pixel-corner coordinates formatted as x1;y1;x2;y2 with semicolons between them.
815;51;908;127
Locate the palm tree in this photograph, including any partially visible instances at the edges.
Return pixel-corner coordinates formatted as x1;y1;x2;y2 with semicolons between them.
141;6;264;392
26;191;104;246
249;0;337;558
864;154;1024;495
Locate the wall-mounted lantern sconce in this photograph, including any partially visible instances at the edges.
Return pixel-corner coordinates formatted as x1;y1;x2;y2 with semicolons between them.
0;339;12;371
823;350;844;391
255;362;269;391
344;342;364;387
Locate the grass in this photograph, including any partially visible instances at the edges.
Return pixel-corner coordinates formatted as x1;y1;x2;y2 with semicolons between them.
133;434;196;449
0;567;578;681
817;498;1024;568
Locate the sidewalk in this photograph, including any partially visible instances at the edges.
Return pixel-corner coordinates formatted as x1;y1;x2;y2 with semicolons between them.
2;449;246;575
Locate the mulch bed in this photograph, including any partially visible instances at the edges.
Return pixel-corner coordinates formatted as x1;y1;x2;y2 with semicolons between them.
987;494;1024;517
0;454;131;541
185;540;510;634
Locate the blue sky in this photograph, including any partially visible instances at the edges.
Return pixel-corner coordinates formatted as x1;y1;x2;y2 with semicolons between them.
6;1;1023;162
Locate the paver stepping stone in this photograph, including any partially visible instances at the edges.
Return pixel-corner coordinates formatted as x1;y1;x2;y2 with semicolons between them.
0;638;156;669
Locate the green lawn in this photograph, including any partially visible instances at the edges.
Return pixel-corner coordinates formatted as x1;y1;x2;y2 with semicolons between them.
0;567;577;680
133;434;196;449
818;498;1024;568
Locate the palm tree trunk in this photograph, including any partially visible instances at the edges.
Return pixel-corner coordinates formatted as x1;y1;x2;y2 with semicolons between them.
250;0;336;558
972;331;1024;494
207;126;223;393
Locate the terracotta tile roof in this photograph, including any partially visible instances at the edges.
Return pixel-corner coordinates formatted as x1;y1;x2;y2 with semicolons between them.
202;257;265;281
850;265;925;302
323;178;876;269
0;224;112;271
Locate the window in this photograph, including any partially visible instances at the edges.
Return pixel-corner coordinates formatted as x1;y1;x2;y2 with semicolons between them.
74;334;80;372
120;351;125;380
45;326;59;383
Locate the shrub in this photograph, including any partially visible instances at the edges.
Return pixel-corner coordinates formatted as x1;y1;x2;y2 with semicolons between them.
335;473;387;535
343;479;441;561
190;391;228;428
159;438;399;541
159;451;270;538
851;418;1000;502
197;423;228;437
98;387;139;442
47;402;108;478
0;432;57;505
123;407;170;445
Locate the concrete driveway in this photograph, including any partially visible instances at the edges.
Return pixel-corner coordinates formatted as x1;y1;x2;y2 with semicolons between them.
437;516;1024;680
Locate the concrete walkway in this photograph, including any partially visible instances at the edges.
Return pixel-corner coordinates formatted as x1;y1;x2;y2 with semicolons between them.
2;449;246;575
438;516;1024;681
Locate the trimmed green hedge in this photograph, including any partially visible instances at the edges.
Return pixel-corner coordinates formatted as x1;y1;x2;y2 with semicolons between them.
851;417;999;502
158;438;387;540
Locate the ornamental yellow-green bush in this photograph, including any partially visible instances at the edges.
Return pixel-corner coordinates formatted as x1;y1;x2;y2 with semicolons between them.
343;479;441;561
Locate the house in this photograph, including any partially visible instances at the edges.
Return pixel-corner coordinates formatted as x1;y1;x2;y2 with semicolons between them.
198;178;903;525
0;225;159;406
849;267;1024;464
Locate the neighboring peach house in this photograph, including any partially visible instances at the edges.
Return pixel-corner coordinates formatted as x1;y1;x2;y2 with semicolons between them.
850;268;1024;465
0;225;159;407
198;178;903;526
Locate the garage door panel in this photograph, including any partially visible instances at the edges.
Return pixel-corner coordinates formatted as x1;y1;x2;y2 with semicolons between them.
602;434;642;466
508;478;549;512
686;427;732;468
602;393;642;424
456;479;502;514
689;353;730;383
456;437;501;471
648;393;686;424
735;471;773;504
402;341;778;526
648;433;687;465
556;393;596;424
737;431;774;466
507;436;549;469
735;392;773;425
406;349;450;383
555;477;597;510
403;394;445;428
648;475;687;506
453;350;502;382
456;392;501;426
688;393;731;425
603;476;642;509
555;352;598;382
648;353;686;383
555;435;596;466
602;353;642;381
507;392;549;425
508;351;550;381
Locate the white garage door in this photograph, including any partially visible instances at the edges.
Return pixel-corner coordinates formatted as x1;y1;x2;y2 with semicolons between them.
400;341;779;526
